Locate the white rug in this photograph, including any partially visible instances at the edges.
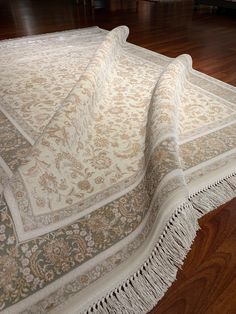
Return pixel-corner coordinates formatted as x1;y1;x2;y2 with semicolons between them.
0;26;235;314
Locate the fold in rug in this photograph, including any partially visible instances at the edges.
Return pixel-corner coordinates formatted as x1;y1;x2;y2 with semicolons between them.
0;26;235;314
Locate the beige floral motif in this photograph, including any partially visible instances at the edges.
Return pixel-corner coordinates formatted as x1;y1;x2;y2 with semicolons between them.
88;152;112;170
35;197;46;208
94;137;109;148
0;255;18;291
44;270;54;282
95;176;104;184
108;107;123;114
43;239;70;265
115;143;141;159
78;180;92;191
39;173;58;194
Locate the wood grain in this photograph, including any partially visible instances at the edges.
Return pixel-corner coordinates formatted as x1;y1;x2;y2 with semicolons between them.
0;1;235;312
0;0;236;85
149;198;236;314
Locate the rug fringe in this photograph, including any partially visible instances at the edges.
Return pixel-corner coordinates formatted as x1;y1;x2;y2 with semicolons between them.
85;202;199;314
189;172;236;217
85;172;236;314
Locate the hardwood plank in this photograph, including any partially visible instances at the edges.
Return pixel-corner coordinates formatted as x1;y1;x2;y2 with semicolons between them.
149;198;236;314
0;1;235;312
0;0;236;85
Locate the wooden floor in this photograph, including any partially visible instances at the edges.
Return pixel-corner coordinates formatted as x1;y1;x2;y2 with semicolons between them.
150;198;236;314
0;0;236;313
1;0;236;85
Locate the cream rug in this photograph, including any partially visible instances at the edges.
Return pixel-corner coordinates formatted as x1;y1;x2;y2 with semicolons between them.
0;26;235;314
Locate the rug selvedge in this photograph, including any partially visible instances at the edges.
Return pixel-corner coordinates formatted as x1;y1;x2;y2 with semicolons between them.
0;26;235;314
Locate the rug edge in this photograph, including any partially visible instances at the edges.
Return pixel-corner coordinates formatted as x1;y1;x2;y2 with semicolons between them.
81;171;236;314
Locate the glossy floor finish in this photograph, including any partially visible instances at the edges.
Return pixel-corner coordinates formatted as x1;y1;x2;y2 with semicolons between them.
0;1;236;313
1;0;236;85
150;198;236;314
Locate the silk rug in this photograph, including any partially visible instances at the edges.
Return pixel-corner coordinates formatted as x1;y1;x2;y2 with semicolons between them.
0;26;235;314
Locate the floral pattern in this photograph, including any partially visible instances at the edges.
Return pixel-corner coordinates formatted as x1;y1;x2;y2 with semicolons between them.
0;26;235;314
0;27;105;141
5;26;163;239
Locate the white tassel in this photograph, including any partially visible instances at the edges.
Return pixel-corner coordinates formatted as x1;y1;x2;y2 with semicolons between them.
190;172;236;216
84;201;199;314
84;172;236;314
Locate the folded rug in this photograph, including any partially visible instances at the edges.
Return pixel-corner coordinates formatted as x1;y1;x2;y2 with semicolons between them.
0;26;235;314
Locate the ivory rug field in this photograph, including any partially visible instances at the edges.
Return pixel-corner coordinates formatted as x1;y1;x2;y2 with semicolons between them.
0;26;235;314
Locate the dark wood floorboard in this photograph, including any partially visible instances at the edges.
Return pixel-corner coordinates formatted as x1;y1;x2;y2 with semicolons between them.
1;0;236;85
0;1;236;313
150;198;236;314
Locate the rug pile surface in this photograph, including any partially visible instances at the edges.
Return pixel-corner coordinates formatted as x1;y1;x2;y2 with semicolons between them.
0;26;235;314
